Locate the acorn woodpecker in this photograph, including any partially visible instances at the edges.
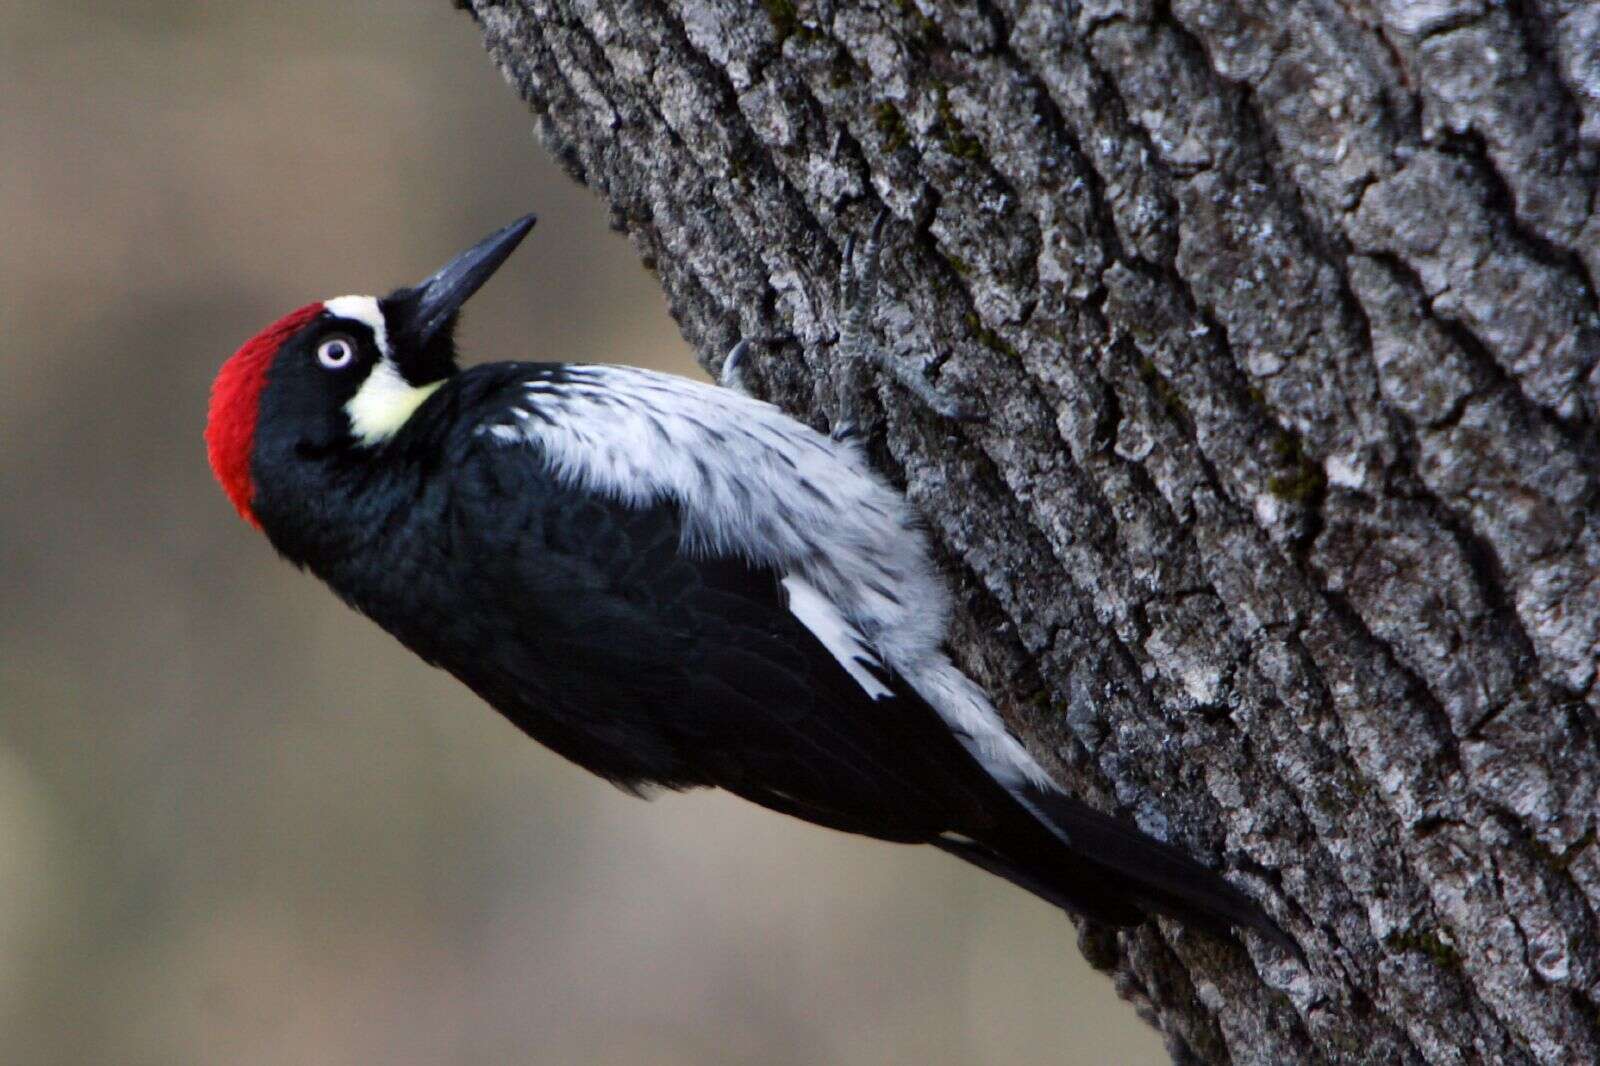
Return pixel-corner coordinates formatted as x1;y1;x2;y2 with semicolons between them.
206;213;1295;957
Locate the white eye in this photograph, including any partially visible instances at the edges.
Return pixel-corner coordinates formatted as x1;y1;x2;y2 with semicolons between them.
317;335;356;370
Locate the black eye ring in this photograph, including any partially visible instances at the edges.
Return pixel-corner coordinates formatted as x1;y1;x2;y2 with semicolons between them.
317;335;357;370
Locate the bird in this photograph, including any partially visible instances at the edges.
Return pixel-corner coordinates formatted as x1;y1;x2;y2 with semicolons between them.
206;212;1296;958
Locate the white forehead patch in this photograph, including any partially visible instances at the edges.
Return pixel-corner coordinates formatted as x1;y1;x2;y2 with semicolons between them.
324;294;389;356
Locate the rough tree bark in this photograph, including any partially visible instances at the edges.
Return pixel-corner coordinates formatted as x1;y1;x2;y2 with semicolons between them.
455;0;1600;1060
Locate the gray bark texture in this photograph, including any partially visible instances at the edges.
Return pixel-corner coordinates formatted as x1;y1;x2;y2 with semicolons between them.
456;0;1600;1060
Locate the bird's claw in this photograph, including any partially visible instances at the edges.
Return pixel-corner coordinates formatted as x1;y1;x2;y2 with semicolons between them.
835;209;986;428
720;338;754;395
728;210;988;427
720;333;799;398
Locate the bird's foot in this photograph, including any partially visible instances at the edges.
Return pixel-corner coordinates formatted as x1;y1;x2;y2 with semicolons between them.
721;212;985;437
834;209;985;439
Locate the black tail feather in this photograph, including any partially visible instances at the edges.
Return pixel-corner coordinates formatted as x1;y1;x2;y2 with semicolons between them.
978;785;1300;960
932;835;1145;928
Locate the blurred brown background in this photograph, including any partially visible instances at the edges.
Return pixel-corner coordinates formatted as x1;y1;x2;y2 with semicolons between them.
1;4;1156;1062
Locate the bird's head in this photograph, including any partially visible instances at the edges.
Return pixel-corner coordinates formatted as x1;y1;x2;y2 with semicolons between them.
206;215;535;529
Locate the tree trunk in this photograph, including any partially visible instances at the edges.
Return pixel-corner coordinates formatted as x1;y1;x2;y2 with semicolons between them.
455;0;1600;1060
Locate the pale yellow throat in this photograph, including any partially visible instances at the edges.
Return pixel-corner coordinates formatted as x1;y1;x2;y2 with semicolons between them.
345;359;445;445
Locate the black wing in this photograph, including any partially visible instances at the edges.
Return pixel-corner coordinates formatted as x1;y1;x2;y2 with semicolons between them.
398;431;1015;846
450;440;1297;947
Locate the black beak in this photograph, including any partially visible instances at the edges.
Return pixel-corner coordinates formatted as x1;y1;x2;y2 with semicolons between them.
389;214;536;349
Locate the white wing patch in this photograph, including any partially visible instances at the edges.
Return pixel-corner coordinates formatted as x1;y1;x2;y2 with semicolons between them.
484;363;1054;791
782;575;893;701
486;365;948;668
